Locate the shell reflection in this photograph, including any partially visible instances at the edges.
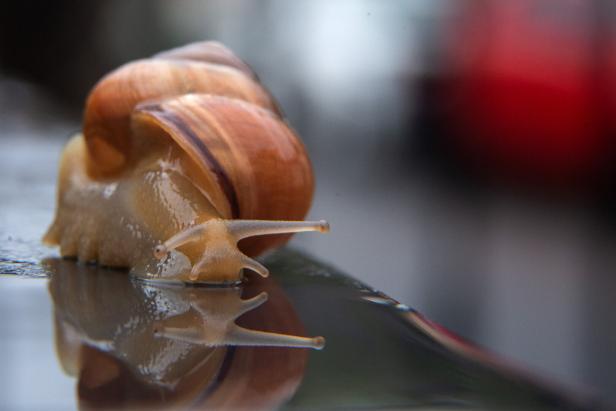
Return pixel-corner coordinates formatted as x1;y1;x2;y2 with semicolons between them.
46;259;323;410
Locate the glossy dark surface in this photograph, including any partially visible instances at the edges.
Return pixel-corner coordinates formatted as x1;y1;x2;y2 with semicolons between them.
0;251;606;410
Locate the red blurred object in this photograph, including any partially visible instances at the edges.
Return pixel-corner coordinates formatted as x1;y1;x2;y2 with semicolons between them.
445;0;613;184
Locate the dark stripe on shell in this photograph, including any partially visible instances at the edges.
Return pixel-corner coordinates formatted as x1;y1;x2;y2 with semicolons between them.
142;103;240;218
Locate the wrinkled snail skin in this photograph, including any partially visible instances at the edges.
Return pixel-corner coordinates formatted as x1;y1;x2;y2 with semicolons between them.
43;41;329;283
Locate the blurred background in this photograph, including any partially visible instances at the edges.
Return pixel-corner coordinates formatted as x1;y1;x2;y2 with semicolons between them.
2;0;616;404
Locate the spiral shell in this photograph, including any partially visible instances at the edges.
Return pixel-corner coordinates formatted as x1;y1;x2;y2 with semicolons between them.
83;41;280;176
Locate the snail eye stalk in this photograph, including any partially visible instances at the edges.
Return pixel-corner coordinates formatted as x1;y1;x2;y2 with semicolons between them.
227;219;330;239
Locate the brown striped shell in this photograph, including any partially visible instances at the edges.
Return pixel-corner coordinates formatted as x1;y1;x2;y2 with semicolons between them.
82;41;313;256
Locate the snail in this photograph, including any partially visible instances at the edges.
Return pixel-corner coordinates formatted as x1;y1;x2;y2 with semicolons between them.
43;41;329;283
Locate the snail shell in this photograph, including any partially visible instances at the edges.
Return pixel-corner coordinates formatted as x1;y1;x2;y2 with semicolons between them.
43;41;329;283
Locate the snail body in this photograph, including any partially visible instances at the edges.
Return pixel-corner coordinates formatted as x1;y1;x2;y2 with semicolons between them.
43;42;328;283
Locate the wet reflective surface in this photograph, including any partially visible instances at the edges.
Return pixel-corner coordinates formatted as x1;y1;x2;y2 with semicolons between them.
0;249;607;410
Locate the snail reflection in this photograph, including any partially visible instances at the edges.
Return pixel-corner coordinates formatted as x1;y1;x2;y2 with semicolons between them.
46;258;323;410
